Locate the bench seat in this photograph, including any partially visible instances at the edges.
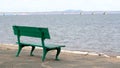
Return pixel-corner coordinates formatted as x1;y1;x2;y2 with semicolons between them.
18;42;65;48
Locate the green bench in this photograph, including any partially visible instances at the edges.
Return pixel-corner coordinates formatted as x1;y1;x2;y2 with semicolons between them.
12;25;65;61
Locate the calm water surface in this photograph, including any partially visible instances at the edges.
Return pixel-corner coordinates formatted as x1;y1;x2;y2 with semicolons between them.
0;14;120;55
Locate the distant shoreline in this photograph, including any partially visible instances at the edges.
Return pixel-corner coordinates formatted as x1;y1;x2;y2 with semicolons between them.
0;11;120;15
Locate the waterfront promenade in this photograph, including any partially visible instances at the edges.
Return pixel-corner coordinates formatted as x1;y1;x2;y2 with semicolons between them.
0;44;120;68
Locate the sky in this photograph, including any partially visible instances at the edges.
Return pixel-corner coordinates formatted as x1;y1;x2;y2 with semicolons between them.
0;0;120;12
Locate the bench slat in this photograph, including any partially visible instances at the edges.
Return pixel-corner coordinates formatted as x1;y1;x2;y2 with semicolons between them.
13;26;50;39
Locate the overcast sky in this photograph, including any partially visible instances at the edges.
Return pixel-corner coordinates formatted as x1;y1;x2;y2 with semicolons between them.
0;0;120;12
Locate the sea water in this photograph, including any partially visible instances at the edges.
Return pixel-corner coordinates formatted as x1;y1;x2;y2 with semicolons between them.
0;14;120;55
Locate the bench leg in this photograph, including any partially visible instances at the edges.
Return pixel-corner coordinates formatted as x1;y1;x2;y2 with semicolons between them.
42;49;48;62
16;45;23;57
30;46;35;56
55;47;61;61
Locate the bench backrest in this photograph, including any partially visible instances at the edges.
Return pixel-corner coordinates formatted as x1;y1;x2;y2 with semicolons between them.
13;25;50;39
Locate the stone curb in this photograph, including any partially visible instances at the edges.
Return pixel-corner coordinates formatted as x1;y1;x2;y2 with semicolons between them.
61;50;118;58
